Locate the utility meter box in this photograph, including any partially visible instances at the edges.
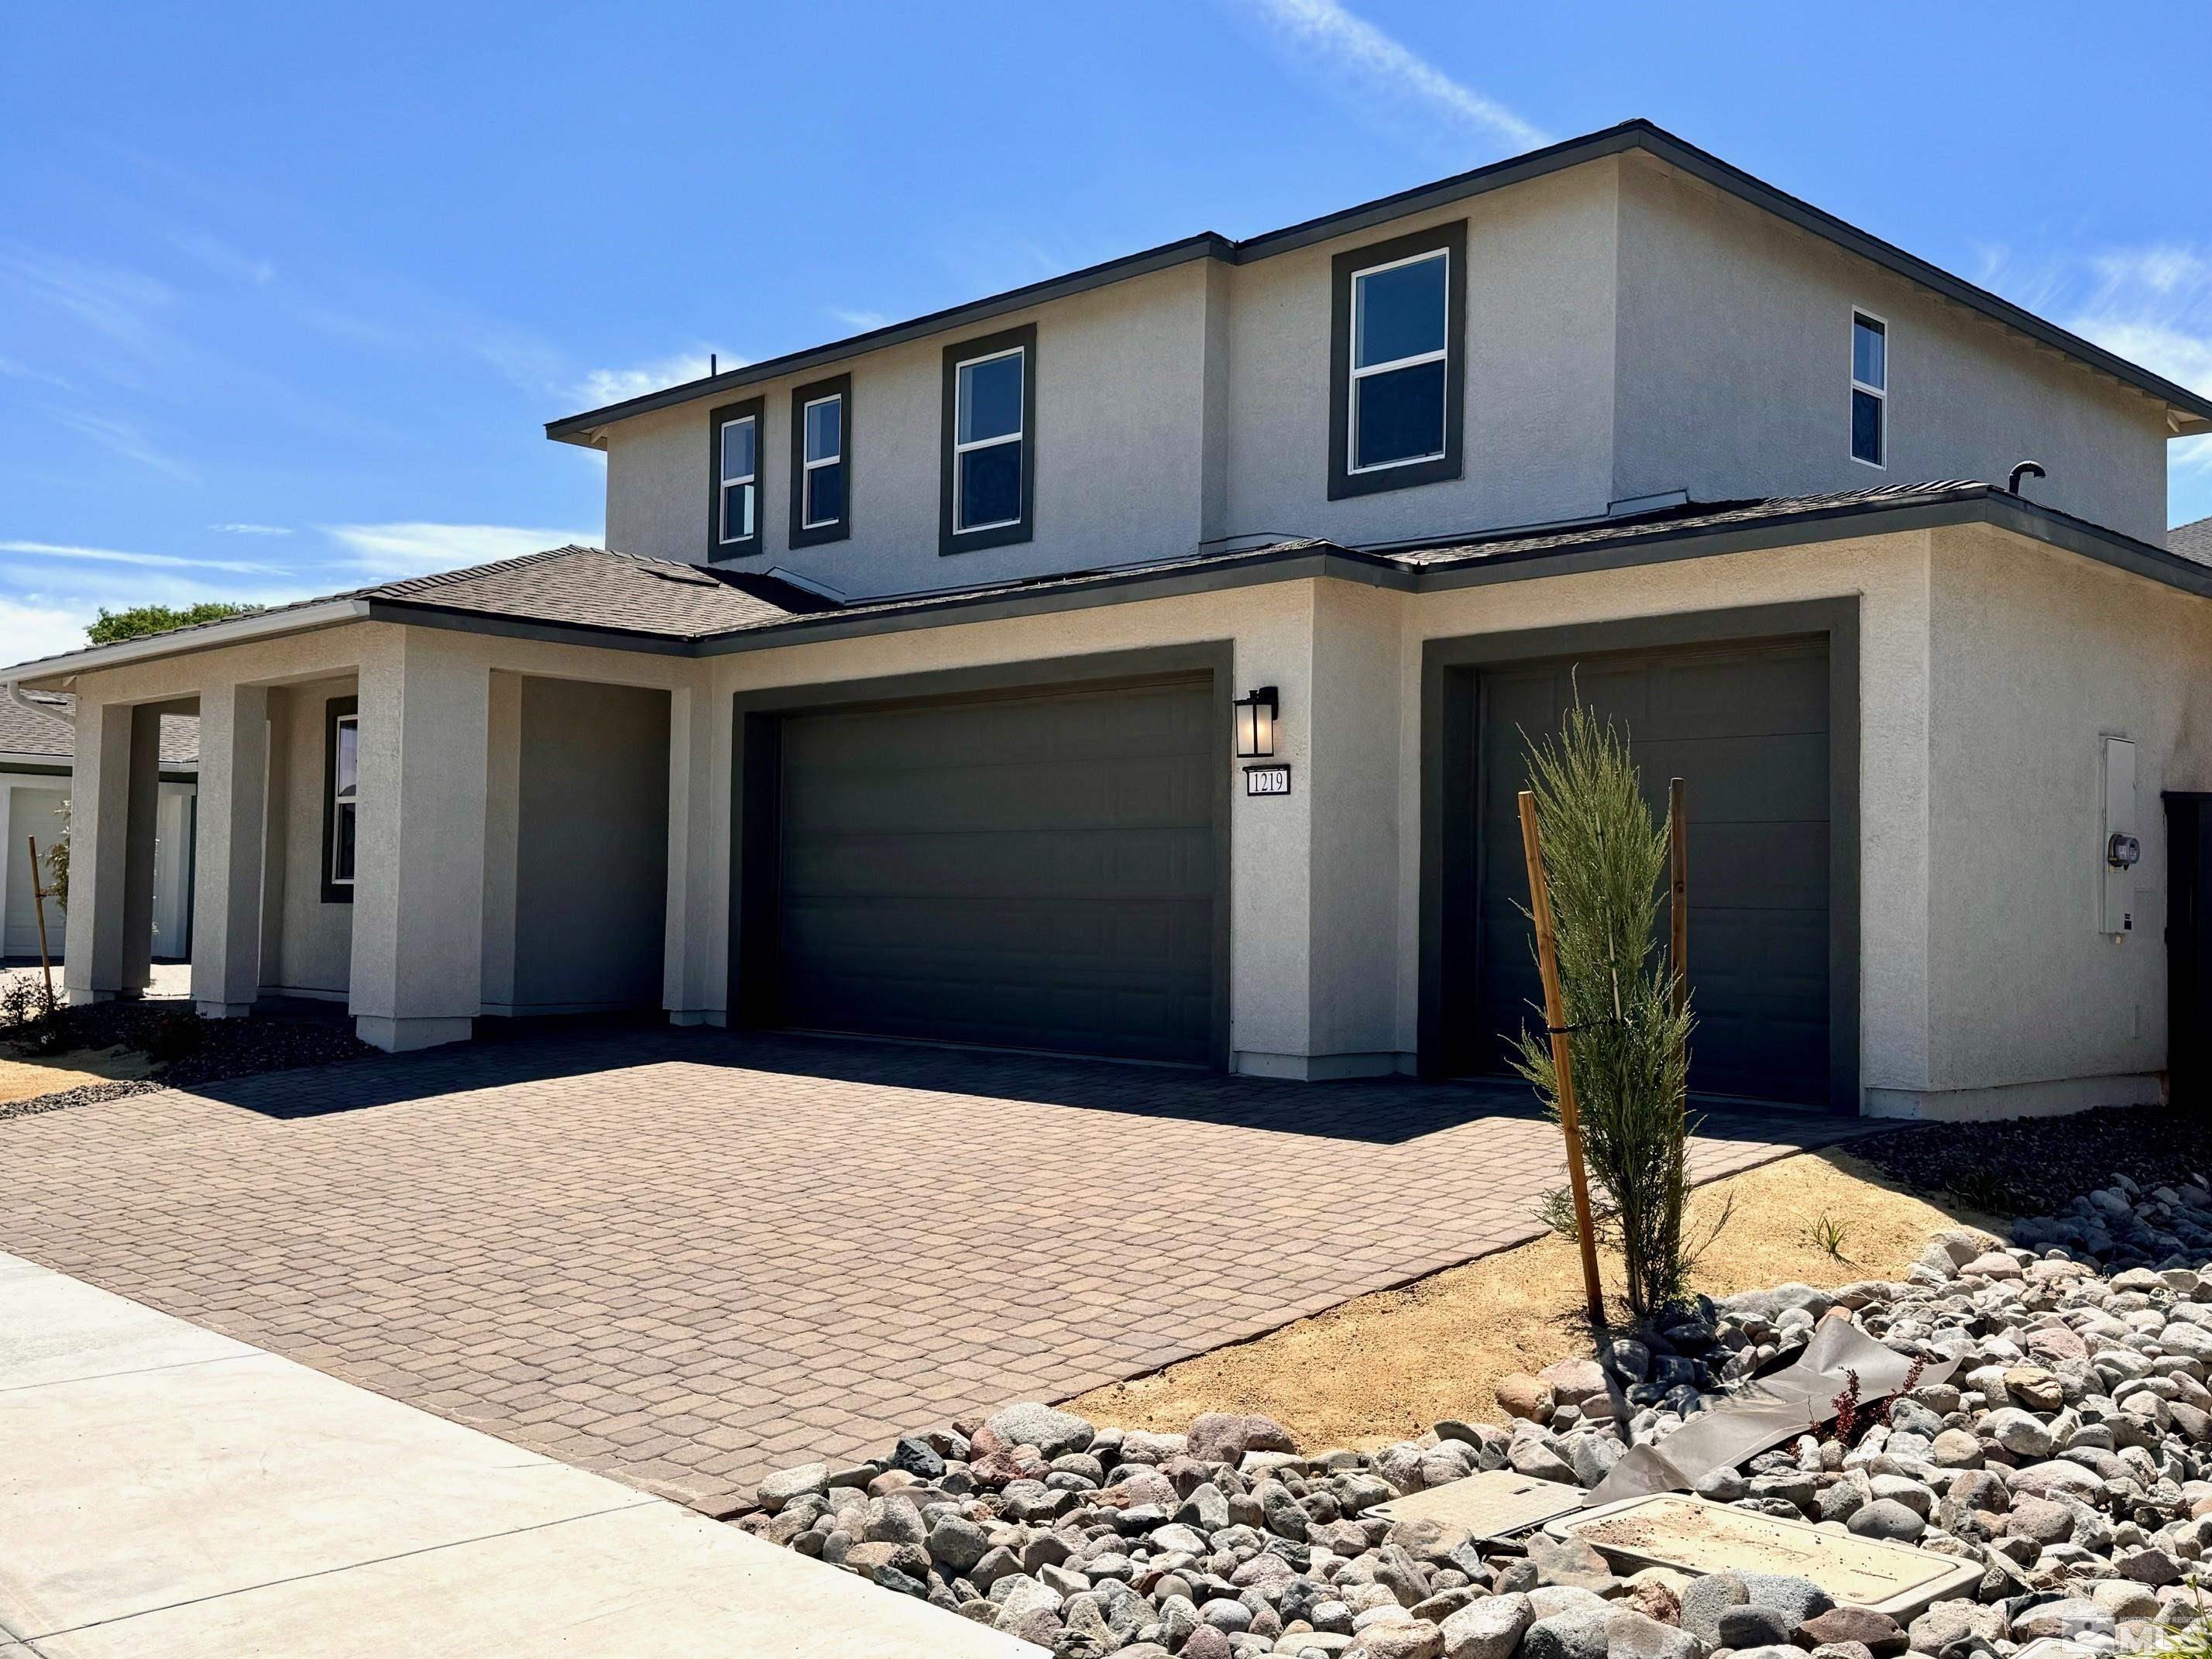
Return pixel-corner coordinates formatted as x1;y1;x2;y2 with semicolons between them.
2102;735;2138;936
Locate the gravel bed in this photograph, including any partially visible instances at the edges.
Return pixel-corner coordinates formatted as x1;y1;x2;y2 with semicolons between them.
1850;1106;2212;1218
0;1077;165;1123
742;1233;2212;1659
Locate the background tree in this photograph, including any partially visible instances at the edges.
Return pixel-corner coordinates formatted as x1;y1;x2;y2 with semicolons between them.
87;601;259;645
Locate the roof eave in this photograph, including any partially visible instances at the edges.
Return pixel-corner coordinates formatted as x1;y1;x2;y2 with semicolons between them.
0;599;374;687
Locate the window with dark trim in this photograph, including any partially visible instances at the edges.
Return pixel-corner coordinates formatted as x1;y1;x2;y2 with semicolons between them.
788;373;850;546
1328;221;1465;500
1850;311;1887;468
939;323;1036;555
707;396;763;558
320;695;359;905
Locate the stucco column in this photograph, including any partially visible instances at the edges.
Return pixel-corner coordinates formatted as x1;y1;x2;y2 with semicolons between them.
661;678;726;1025
478;670;522;1015
62;701;140;1004
348;634;489;1051
117;705;163;997
191;682;269;1017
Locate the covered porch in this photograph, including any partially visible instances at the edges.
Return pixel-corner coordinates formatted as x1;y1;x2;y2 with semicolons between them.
50;623;724;1052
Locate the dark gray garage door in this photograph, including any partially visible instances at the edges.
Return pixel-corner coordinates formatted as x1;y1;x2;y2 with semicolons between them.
775;676;1218;1065
1473;637;1831;1104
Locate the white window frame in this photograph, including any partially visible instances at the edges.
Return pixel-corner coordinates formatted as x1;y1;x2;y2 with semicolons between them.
330;713;359;888
717;414;757;545
1347;246;1451;476
952;344;1026;534
800;393;844;530
1850;307;1887;470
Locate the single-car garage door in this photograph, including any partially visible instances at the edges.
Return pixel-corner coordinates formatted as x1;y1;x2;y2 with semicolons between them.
1472;637;1832;1104
772;675;1219;1065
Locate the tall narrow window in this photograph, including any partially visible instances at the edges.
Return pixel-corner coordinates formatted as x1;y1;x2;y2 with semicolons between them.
788;373;850;546
1328;222;1465;500
321;696;359;905
940;323;1036;554
707;397;762;558
1851;311;1887;468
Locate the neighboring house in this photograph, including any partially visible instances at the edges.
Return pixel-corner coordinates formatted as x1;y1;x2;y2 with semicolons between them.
4;119;2210;1120
0;691;198;965
2171;514;2212;565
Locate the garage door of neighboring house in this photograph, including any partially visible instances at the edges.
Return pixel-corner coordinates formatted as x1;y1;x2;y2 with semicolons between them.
5;788;68;960
1472;637;1832;1105
769;675;1219;1066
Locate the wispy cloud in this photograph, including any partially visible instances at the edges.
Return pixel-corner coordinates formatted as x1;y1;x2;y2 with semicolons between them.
1992;243;2212;486
0;538;280;575
170;230;275;287
827;307;889;334
321;522;602;579
209;522;292;536
571;349;730;408
55;411;198;483
0;246;174;352
1233;0;1547;155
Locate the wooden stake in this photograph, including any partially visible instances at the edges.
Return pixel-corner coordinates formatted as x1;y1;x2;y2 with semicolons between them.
1668;777;1688;1021
27;835;54;1008
1518;789;1606;1327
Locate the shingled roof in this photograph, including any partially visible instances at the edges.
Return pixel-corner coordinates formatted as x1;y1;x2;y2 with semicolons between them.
2171;514;2212;568
0;690;199;766
5;480;2204;682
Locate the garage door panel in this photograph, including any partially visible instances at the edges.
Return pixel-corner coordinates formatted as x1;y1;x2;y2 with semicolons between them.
1472;639;1830;1105
775;676;1218;1065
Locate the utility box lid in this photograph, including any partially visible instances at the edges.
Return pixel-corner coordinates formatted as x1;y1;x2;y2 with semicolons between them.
1551;1493;1982;1617
1374;1472;1587;1540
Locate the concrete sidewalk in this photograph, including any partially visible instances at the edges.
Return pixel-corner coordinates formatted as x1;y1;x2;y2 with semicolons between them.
0;1252;1041;1657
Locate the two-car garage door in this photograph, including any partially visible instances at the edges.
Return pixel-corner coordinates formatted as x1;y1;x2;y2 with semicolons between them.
768;676;1219;1066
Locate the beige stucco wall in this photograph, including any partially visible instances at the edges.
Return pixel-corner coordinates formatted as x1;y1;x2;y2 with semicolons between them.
1611;156;2172;543
1222;159;1622;547
39;516;2210;1105
1911;523;2212;1115
606;260;1218;597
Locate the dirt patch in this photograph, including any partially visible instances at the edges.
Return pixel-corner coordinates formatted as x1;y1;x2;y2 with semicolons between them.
1066;1149;1989;1451
0;1046;156;1105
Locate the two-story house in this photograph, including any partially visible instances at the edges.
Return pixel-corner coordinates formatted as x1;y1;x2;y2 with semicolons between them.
9;119;2210;1119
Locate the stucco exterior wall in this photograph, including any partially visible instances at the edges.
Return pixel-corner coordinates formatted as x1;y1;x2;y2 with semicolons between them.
1222;160;1621;547
261;674;357;998
1911;523;2212;1117
1610;156;2172;543
606;261;1215;596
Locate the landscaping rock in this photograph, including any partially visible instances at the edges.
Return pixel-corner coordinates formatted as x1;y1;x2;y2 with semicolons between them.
984;1402;1094;1459
1439;1592;1531;1659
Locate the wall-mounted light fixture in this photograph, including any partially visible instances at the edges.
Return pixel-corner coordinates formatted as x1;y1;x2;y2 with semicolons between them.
1233;686;1279;758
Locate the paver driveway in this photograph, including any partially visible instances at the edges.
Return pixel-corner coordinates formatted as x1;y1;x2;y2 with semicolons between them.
0;1026;1871;1514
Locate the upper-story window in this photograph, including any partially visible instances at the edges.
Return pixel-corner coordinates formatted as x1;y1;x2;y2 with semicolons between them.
1850;311;1887;468
1328;221;1465;500
939;323;1037;555
789;373;851;547
707;396;763;558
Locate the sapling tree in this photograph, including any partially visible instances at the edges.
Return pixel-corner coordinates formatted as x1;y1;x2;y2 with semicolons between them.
1513;700;1717;1317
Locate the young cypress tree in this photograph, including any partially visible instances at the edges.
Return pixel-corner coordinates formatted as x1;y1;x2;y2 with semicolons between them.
1511;701;1710;1317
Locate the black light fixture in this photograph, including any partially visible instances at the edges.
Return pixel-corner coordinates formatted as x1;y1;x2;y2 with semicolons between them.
1234;685;1279;758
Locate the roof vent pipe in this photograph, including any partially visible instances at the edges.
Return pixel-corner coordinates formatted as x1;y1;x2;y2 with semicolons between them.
2008;461;2046;495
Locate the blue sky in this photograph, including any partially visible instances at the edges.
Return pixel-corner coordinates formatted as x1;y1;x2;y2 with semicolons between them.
4;2;2208;664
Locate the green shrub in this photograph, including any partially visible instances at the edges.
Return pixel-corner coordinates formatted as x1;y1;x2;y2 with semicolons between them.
1511;700;1715;1317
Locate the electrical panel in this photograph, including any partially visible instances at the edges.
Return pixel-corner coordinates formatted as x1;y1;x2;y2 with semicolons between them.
2102;734;2138;936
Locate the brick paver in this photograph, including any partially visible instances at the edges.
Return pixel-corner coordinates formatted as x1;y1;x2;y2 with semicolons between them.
0;1027;1874;1513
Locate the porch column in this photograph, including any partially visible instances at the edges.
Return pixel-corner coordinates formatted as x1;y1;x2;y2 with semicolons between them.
191;682;268;1017
661;679;726;1025
62;700;153;1004
348;634;489;1051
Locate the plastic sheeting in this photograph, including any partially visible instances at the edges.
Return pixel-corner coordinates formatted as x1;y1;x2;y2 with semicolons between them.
1585;1307;1960;1506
